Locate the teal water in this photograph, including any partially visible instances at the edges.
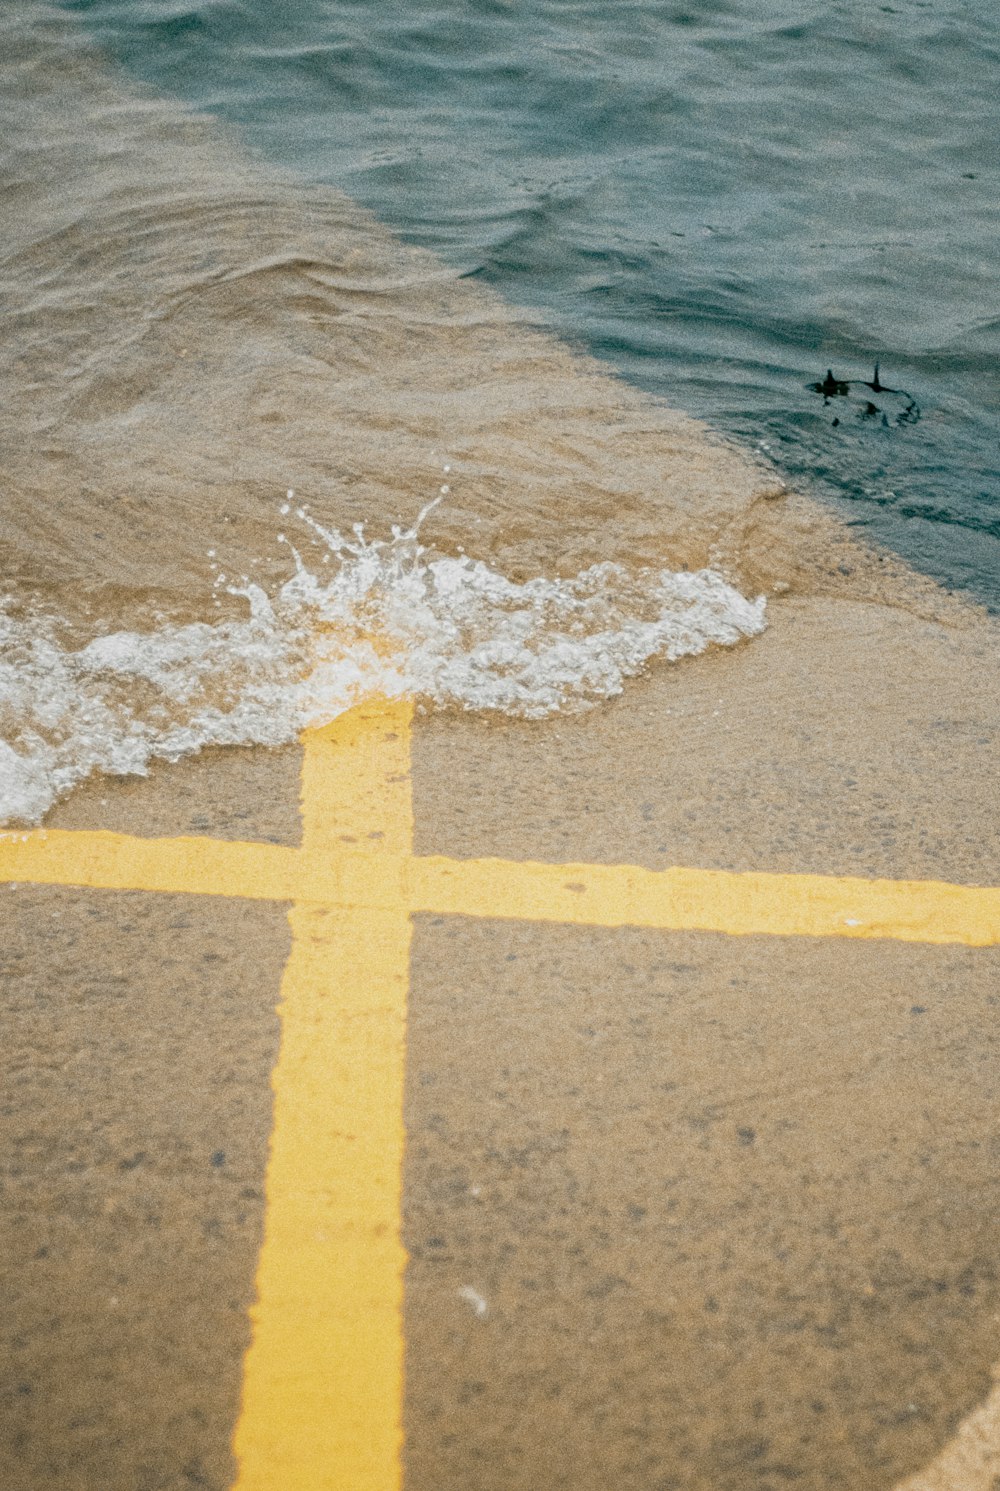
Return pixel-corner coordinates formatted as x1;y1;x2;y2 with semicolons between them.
65;0;1000;606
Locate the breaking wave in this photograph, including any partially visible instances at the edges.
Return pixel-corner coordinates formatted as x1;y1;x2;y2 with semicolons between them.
0;505;765;826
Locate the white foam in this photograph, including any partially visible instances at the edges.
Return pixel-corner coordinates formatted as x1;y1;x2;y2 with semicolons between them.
0;510;765;825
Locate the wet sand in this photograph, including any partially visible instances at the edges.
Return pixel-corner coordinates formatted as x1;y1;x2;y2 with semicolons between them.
2;5;1000;1487
3;589;1000;1491
0;1;965;635
405;601;1000;1491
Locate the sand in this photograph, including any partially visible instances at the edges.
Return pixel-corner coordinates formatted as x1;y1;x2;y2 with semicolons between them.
1;6;999;1486
2;587;999;1491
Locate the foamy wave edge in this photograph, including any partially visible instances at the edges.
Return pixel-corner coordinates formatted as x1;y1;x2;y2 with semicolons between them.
0;511;765;826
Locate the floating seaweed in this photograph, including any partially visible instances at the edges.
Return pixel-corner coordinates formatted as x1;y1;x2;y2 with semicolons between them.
809;364;920;427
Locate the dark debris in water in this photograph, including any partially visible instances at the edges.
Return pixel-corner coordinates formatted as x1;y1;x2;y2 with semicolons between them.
809;364;920;429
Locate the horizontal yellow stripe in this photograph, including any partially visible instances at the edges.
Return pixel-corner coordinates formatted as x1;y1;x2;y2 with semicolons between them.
0;829;304;902
406;855;1000;947
2;827;998;945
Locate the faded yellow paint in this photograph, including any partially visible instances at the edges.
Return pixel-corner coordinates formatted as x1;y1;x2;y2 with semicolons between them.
233;701;413;1491
3;834;999;948
3;699;1000;1491
407;856;1000;946
231;900;411;1489
0;827;303;901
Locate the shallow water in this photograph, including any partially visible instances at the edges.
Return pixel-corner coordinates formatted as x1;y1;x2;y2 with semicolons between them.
1;2;783;823
64;0;1000;606
0;505;765;823
2;0;996;824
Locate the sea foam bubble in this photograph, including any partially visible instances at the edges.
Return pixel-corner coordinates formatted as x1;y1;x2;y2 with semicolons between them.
0;508;765;826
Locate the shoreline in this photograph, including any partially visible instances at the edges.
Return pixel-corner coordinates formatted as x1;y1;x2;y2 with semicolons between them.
2;5;1000;1485
3;586;999;1490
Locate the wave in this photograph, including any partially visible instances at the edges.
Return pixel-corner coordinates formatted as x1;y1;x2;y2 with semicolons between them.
0;506;765;826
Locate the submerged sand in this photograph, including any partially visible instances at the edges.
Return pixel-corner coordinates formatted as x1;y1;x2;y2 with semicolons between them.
1;5;999;1488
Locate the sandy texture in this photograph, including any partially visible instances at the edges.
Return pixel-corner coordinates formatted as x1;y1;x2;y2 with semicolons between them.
894;1375;1000;1491
404;602;1000;1491
1;6;999;1487
2;599;999;1491
0;746;301;1489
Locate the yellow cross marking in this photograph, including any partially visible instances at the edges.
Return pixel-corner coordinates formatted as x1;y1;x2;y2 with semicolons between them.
2;697;999;1491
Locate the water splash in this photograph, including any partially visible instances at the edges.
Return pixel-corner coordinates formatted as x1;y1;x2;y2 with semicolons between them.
0;508;765;825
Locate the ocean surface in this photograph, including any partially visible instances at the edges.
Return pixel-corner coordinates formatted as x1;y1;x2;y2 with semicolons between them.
65;0;1000;603
0;0;997;824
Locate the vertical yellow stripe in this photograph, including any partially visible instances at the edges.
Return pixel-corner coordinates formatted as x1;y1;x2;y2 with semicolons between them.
232;700;414;1491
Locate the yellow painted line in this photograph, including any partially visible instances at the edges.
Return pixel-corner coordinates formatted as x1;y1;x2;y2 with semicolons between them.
3;699;1000;1491
4;833;999;946
232;700;413;1491
0;829;303;902
407;856;1000;946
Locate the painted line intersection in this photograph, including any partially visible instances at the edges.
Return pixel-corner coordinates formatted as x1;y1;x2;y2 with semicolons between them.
2;698;999;1489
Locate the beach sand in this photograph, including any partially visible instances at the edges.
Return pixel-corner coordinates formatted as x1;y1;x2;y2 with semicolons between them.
1;7;999;1487
3;586;999;1491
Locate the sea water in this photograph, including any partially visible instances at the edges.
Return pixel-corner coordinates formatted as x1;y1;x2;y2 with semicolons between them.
65;0;1000;602
0;0;996;823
